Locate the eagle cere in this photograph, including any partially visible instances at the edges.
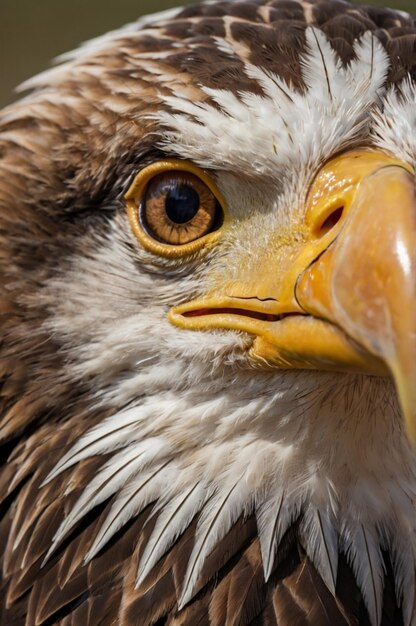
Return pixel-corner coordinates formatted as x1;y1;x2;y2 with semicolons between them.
1;1;416;625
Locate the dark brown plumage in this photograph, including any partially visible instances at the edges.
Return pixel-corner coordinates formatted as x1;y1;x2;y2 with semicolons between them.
1;1;416;624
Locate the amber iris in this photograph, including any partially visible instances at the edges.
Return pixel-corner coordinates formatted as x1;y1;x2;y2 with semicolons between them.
141;171;218;245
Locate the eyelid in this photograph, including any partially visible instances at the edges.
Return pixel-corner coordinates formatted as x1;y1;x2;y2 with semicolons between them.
125;160;225;204
125;159;227;258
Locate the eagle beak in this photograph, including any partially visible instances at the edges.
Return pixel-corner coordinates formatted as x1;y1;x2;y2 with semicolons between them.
170;150;416;443
297;156;416;442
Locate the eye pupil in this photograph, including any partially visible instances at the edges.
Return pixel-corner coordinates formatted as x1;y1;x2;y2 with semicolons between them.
165;185;200;224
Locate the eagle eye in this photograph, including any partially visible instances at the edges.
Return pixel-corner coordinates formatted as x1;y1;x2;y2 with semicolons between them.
125;160;225;255
142;171;219;245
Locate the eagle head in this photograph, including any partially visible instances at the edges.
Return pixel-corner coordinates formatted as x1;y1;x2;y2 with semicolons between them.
1;1;416;625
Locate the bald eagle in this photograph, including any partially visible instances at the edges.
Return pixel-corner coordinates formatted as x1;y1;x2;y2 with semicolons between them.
1;0;416;624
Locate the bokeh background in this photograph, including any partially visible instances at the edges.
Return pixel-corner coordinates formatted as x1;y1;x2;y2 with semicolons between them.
0;0;414;108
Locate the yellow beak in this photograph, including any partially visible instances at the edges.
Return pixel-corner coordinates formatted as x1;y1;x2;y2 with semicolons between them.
170;150;416;442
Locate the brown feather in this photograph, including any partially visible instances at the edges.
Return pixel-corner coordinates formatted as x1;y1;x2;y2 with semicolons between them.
209;539;266;626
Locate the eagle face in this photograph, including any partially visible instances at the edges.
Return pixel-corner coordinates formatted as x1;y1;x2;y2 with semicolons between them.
1;1;416;625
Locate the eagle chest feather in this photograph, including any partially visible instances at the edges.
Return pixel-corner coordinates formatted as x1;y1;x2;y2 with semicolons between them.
1;1;416;625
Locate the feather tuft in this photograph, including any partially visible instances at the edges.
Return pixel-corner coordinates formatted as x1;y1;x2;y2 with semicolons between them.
341;523;385;626
299;504;339;596
179;477;254;608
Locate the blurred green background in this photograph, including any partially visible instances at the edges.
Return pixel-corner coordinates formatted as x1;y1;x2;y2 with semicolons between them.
0;0;414;108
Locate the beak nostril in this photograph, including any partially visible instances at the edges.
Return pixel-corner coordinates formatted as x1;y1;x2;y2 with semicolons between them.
315;206;344;237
